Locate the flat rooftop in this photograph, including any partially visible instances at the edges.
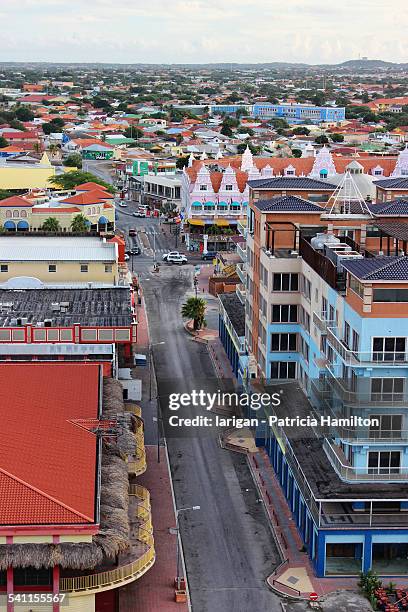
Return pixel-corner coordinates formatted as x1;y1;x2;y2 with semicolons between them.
219;293;245;337
0;287;132;327
0;236;116;262
263;382;408;500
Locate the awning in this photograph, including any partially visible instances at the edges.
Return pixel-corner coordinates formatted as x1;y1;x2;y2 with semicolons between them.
17;220;29;230
215;219;230;227
3;220;16;229
98;215;108;224
188;219;205;226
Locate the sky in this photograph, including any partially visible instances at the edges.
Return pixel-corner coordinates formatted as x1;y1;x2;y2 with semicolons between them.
1;0;407;65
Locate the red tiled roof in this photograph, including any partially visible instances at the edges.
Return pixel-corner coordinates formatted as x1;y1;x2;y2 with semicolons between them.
61;189;112;206
74;182;111;193
0;363;100;525
1;131;39;140
32;207;81;214
0;196;32;207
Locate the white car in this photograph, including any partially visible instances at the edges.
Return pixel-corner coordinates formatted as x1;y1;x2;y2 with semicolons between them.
167;254;187;265
119;202;127;208
162;251;181;261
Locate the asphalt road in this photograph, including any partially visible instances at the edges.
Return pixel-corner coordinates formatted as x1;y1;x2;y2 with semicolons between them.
141;266;281;612
101;161;282;612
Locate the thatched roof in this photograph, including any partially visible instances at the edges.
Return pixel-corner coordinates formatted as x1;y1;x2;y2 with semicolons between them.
0;378;134;571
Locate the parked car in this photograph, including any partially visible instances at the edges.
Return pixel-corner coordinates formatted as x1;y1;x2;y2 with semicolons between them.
162;251;181;261
130;247;141;255
119;202;127;208
129;228;137;236
133;211;146;217
167;254;187;265
201;251;217;261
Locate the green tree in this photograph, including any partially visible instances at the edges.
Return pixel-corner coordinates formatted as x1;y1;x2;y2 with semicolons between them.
42;118;65;135
0;137;8;149
330;133;344;143
50;171;115;194
292;149;302;158
176;155;190;170
315;135;329;144
0;190;13;200
181;297;207;331
9;119;26;131
63;153;82;169
71;213;90;233
15;106;35;122
42;217;61;232
292;126;310;136
220;124;233;137
237;142;260;155
124;126;143;139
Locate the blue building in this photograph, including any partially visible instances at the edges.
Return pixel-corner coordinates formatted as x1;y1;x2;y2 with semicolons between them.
252;103;345;124
218;293;247;384
232;176;408;577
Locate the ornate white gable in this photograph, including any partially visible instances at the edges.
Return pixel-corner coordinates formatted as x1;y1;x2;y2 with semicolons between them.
240;145;254;172
392;145;408;177
309;145;336;177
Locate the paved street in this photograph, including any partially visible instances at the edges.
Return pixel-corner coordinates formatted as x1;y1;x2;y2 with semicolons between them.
139;265;280;612
108;166;281;612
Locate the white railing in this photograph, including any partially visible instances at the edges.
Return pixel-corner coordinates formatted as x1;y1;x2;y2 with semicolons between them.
236;283;246;304
236;243;247;262
327;327;408;366
236;263;246;284
324;439;408;481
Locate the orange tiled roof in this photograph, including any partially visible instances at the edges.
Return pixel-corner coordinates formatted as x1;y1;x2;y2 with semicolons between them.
0;196;32;207
75;182;111;193
0;363;100;525
61;189;112;206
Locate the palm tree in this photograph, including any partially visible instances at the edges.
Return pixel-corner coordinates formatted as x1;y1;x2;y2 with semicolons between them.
42;217;61;232
71;213;89;233
181;297;207;331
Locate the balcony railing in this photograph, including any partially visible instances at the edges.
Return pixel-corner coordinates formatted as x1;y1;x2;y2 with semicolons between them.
237;219;247;238
324;374;408;407
127;416;146;476
60;485;155;593
236;243;247;262
327;327;408;366
324;438;408;481
236;283;246;305
236;262;246;284
312;312;336;335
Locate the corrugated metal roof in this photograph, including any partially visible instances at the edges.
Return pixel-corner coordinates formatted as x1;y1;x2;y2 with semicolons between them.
0;237;116;262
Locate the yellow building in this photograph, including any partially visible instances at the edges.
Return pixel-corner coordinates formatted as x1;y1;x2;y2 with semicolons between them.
0;184;115;232
0;236;119;284
0;152;56;190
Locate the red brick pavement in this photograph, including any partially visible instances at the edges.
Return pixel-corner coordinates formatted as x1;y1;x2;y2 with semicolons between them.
119;446;188;612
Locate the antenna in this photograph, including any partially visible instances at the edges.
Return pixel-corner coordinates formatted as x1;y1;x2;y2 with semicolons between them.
327;170;373;217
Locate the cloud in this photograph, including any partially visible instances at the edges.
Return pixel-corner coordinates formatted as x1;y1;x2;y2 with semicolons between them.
1;0;407;63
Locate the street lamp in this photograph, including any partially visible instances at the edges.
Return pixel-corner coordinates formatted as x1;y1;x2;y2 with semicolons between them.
175;506;201;591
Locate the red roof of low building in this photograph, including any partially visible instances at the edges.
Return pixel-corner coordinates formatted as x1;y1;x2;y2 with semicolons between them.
75;182;110;193
0;363;100;525
1;131;39;140
0;196;32;207
61;189;113;206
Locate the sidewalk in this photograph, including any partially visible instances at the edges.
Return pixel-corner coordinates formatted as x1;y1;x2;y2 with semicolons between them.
119;446;188;612
119;293;188;612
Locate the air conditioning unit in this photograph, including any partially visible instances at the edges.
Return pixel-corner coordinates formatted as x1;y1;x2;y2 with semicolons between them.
36;321;44;327
44;319;52;327
9;318;18;326
51;303;61;312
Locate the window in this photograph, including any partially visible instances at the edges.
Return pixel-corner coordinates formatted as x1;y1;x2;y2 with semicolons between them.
199;185;207;191
371;377;404;401
329;304;335;323
271;304;298;323
299;336;309;362
370;415;402;439
349;276;364;299
105;264;112;273
225;185;233;191
373;337;406;362
352;330;359;353
300;275;311;300
273;273;298;291
270;361;296;379
299;306;310;332
271;333;297;352
322;296;328;319
0;265;8;273
48;264;57;273
368;451;401;475
80;264;89;273
374;289;408;302
344;322;350;348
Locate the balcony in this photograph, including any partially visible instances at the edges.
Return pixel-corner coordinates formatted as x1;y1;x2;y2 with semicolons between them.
327;327;408;367
60;485;155;593
324;374;408;409
324;438;408;482
312;312;336;335
236;262;246;284
236;283;246;305
127;415;147;476
236;242;247;262
237;219;247;238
